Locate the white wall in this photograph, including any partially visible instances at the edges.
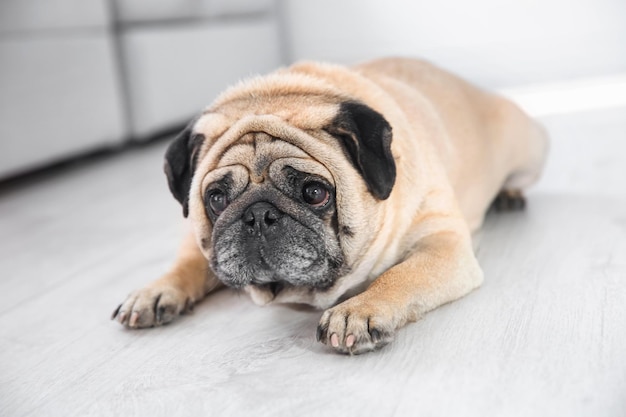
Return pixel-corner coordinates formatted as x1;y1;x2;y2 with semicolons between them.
281;0;626;88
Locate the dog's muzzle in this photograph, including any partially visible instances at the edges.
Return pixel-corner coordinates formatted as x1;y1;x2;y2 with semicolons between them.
212;200;341;290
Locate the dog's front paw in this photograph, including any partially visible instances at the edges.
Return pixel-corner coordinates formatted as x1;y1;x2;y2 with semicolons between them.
111;283;194;329
316;297;398;355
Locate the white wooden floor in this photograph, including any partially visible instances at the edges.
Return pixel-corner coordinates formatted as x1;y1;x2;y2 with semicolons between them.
1;107;625;417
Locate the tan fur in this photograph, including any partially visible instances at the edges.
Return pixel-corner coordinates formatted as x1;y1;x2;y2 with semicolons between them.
113;57;547;354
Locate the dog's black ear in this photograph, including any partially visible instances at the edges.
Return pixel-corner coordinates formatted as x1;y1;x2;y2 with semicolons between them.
326;101;396;200
164;120;205;217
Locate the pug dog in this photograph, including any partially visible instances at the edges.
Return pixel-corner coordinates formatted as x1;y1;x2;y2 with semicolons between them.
112;57;548;354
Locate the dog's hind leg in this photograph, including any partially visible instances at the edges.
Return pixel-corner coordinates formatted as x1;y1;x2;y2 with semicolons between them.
492;114;549;213
504;119;549;191
492;189;526;211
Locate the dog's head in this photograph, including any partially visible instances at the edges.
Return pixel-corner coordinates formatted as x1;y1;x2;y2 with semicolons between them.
163;68;396;301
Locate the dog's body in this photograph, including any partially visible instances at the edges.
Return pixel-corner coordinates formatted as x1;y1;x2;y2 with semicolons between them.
113;57;547;354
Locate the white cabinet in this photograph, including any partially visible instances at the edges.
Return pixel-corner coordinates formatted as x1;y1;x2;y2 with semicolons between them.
0;0;126;178
119;19;281;137
0;0;110;32
0;0;284;179
113;0;282;137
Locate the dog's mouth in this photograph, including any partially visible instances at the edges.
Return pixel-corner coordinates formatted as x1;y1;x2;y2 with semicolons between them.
250;281;289;297
245;280;291;306
261;281;285;297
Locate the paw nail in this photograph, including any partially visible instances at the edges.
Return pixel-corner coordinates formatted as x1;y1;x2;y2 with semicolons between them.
118;312;127;324
129;311;139;327
184;298;194;313
156;306;164;324
111;304;122;320
330;333;339;347
346;334;355;348
370;329;382;343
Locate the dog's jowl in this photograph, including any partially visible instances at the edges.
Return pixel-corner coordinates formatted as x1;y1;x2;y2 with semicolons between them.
112;57;548;354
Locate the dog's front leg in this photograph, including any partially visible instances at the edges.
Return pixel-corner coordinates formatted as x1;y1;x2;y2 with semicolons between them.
112;229;221;328
317;229;483;354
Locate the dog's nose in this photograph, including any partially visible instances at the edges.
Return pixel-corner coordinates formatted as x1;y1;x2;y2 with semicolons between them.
242;202;282;235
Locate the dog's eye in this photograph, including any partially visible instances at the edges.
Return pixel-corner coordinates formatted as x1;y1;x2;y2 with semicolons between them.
302;182;330;207
208;190;229;215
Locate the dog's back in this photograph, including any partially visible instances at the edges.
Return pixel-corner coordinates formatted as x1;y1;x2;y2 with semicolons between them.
354;57;548;230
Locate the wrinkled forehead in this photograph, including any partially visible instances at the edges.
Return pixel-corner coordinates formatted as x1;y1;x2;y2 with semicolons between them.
200;132;335;193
